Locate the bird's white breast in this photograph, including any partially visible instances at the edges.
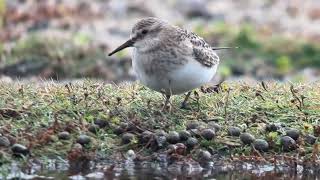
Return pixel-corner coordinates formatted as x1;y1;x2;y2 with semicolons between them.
132;49;218;95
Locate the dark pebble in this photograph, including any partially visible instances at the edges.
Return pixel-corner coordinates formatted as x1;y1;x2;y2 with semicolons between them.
253;139;269;152
286;128;300;140
11;144;29;156
228;127;241;137
240;133;255;145
120;123;136;131
179;130;191;141
155;130;167;136
155;135;167;148
88;124;100;134
198;150;211;162
280;136;297;151
166;131;180;144
186;121;199;130
76;134;91;145
175;143;186;155
207;122;221;132
58;131;71;140
189;129;201;138
265;124;279;132
114;126;125;135
94;119;109;128
140;131;154;143
185;137;198;149
0;136;10;147
201;129;215;140
305;134;317;145
122;133;135;144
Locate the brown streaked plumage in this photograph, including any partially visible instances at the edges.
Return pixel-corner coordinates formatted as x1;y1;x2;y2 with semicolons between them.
109;17;232;110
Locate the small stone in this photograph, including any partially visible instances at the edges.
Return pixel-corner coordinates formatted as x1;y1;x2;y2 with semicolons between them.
0;136;10;147
76;134;91;145
88;124;100;134
155;130;167;136
185;137;198;149
125;149;136;160
286;128;300;140
305;134;317;145
189;129;201;138
179;130;191;141
58;131;71;140
94;119;109;128
122;133;135;144
228;127;241;137
186;121;199;130
114;126;125;135
198;150;211;162
155;135;167;148
175;143;187;155
240;133;255;145
265;124;279;132
11;144;29;156
280;136;297;151
207;122;221;132
201;129;215;140
140;131;154;143
166;131;180;144
253;139;269;152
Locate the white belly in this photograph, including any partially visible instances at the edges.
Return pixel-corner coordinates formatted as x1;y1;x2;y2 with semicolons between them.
133;56;218;95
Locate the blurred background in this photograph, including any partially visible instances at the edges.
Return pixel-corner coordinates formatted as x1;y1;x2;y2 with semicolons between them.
0;0;319;83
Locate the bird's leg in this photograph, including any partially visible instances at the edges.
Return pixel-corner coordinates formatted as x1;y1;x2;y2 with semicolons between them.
181;91;192;109
162;94;171;112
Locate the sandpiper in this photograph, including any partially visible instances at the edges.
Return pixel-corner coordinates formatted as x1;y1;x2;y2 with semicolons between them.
109;17;231;110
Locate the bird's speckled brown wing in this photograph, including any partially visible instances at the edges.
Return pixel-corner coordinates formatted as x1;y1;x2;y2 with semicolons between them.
176;29;219;68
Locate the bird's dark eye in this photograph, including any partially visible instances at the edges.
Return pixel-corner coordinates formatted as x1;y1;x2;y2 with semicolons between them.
141;29;148;35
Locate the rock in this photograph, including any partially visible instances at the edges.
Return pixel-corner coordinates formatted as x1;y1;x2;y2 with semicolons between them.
58;131;71;140
155;130;167;136
94;119;109;128
280;136;297;151
179;130;191;141
166;131;180;144
88;124;100;134
186;121;199;130
189;129;201;138
140;131;154;143
175;143;187;155
265;124;279;132
286;128;300;140
228;127;241;137
122;133;135;144
253;139;269;152
240;133;255;145
76;134;91;145
207;122;221;132
185;137;198;149
114;126;125;135
11;144;29;156
125;149;136;160
155;134;167;148
198;150;211;162
201;129;215;140
0;136;10;147
305;134;317;145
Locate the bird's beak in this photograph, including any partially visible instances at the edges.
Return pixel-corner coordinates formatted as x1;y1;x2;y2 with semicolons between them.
108;39;135;56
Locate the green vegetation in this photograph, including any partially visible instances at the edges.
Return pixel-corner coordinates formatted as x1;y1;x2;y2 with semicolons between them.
193;22;320;77
0;80;319;166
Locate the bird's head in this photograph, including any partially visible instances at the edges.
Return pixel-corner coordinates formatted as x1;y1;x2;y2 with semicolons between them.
109;17;168;56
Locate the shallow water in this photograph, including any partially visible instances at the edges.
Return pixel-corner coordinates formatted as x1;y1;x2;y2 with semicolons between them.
2;159;320;180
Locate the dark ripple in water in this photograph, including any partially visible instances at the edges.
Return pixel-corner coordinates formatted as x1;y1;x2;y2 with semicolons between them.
2;158;320;179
